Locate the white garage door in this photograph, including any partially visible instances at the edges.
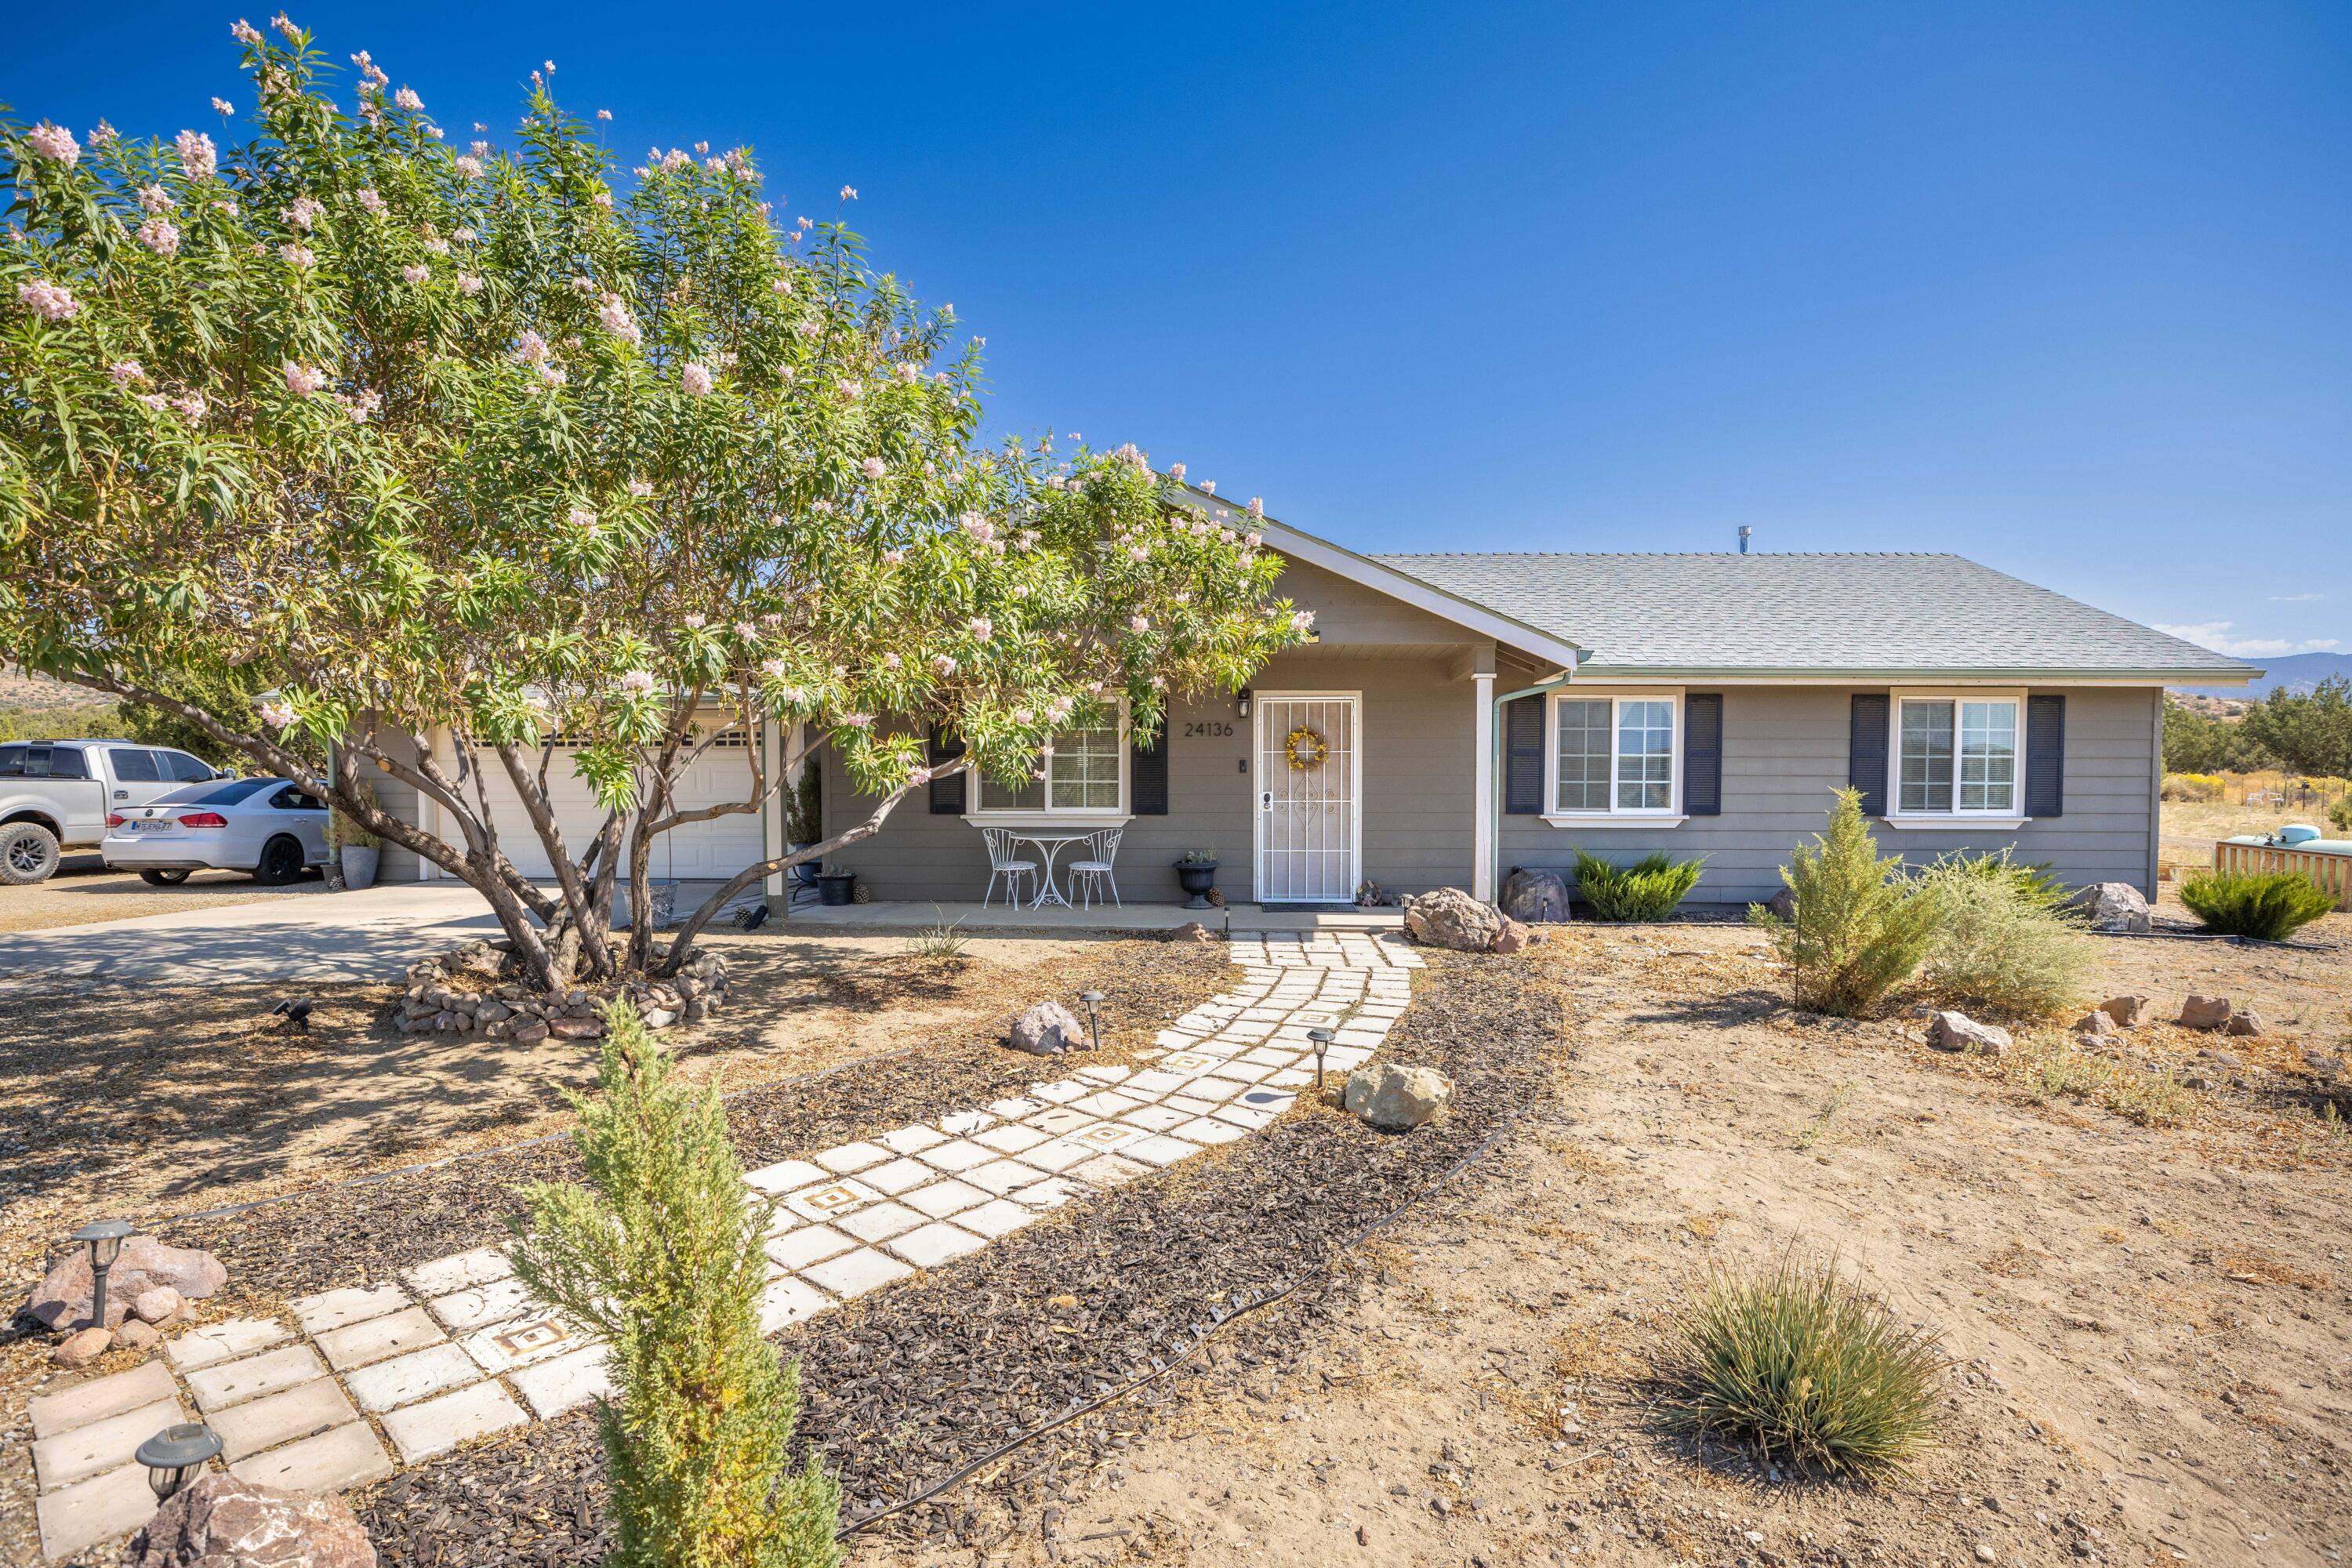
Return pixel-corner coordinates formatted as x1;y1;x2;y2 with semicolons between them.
470;730;765;883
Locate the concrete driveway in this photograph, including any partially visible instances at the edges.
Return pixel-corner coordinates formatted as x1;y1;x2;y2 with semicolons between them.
0;883;507;987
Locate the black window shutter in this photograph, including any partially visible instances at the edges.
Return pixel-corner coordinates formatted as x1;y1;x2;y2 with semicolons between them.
1849;694;1889;817
1504;695;1545;815
1684;694;1723;816
2025;695;2065;818
1131;722;1169;815
927;725;967;814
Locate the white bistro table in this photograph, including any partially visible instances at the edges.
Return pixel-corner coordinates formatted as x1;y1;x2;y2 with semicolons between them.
1007;832;1096;909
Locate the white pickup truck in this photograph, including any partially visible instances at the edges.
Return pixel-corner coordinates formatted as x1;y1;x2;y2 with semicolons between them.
0;739;228;884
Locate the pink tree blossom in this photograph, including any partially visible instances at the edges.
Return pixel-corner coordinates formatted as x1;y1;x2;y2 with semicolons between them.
16;280;81;321
137;217;180;256
681;363;714;395
27;123;79;165
281;361;326;396
176;129;217;180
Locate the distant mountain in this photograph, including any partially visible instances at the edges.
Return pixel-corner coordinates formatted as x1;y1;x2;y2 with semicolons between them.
2173;651;2352;700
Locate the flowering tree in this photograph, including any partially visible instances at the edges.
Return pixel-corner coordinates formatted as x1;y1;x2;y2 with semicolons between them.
0;18;1306;991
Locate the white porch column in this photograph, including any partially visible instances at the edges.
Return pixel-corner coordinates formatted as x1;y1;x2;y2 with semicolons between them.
762;719;788;899
1472;672;1496;902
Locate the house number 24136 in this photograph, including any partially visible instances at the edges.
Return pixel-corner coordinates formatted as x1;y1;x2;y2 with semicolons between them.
1183;720;1235;738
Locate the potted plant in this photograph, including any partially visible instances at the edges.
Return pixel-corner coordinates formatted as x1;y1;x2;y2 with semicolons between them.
330;782;383;890
784;760;824;887
1174;849;1220;910
814;864;857;906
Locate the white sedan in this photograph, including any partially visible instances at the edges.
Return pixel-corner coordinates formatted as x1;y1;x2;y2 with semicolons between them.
102;776;332;885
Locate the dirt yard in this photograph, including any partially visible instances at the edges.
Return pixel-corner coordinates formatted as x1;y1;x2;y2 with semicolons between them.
0;855;327;934
869;907;2350;1568
0;928;1229;1285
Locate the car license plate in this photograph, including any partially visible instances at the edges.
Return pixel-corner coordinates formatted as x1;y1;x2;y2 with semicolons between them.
129;819;169;833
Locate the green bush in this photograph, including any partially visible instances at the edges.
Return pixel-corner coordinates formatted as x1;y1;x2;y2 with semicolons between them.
2178;869;2337;941
1664;1254;1944;1479
1750;789;1948;1017
2330;797;2351;833
1915;859;2095;1018
1926;847;2063;909
1573;848;1704;921
512;1002;842;1568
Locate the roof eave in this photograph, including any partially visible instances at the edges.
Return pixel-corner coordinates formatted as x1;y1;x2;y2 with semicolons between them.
1570;664;2259;684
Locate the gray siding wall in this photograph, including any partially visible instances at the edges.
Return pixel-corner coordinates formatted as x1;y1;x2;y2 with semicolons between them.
358;724;429;882
820;649;1479;903
1494;683;2161;905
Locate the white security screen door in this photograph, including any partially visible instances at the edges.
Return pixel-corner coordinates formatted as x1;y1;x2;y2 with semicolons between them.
1254;694;1361;903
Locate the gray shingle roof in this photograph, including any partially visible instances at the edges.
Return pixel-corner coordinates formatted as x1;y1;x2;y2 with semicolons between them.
1371;552;2256;680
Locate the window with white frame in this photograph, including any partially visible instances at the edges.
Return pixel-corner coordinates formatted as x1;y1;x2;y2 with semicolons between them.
1894;693;2020;816
1551;691;1681;817
976;713;1127;815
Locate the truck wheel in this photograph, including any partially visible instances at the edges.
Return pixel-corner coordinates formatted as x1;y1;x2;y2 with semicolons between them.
0;822;61;885
252;835;306;885
139;868;192;887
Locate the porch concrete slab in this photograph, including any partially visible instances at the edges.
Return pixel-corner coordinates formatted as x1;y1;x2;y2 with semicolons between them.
165;1316;289;1373
28;1359;177;1440
780;899;1221;934
230;1419;394;1494
186;1344;327;1414
208;1377;358;1461
379;1381;528;1464
32;1396;185;1490
36;1462;158;1562
510;1345;615;1417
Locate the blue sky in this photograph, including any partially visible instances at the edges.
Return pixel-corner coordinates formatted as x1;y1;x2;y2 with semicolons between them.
13;2;2349;659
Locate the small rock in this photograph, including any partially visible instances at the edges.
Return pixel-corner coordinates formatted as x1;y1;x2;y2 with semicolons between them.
122;1472;378;1567
2062;881;2152;935
53;1327;111;1367
116;1318;161;1351
1009;1000;1087;1056
1976;1546;1998;1564
640;1008;677;1030
1927;1011;2013;1056
2071;1010;2116;1038
2224;1009;2263;1037
2097;994;2151;1029
547;1018;604;1040
27;1237;227;1332
1490;916;1533;955
2178;995;2234;1030
1170;920;1216;943
2195;1048;2242;1070
2301;1051;2343;1080
1342;1063;1454;1130
131;1287;183;1325
1048;1294;1077;1310
510;1020;550;1045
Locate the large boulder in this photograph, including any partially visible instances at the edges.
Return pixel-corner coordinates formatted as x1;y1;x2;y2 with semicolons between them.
27;1237;226;1332
122;1473;376;1568
1500;867;1571;924
2179;995;2234;1031
1008;1000;1087;1056
1763;887;1798;923
2062;882;2152;935
1400;888;1503;953
1342;1064;1454;1130
1926;1011;2013;1056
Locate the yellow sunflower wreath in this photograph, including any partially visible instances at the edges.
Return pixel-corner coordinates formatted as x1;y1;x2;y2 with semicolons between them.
1283;724;1330;771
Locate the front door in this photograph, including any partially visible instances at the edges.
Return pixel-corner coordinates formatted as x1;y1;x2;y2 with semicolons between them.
1254;693;1361;903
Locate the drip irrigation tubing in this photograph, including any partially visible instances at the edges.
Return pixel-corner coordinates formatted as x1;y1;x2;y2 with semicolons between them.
835;1065;1551;1539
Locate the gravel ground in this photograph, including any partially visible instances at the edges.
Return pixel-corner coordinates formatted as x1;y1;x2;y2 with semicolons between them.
342;952;1559;1566
0;855;326;934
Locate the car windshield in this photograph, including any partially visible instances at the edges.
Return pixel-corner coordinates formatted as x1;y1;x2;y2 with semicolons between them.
157;778;276;806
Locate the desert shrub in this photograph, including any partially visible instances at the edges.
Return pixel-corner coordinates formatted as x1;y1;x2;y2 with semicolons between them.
2161;771;2226;803
2178;869;2336;941
2331;797;2352;833
1926;847;2063;908
1573;848;1704;921
1663;1254;1944;1479
1915;861;2095;1018
512;1001;841;1568
1750;789;1947;1017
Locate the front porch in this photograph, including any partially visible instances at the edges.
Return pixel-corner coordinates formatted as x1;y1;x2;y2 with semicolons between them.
774;898;1404;935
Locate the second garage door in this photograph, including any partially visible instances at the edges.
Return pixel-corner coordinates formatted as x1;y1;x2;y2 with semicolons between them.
468;729;765;883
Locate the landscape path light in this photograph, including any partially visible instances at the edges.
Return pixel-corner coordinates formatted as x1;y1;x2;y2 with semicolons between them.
71;1219;132;1330
136;1422;222;1503
1078;991;1105;1051
1308;1028;1334;1096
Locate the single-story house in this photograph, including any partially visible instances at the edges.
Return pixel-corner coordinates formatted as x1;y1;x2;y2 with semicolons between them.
382;505;2257;909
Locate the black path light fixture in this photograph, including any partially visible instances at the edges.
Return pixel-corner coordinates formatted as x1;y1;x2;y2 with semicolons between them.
71;1219;133;1330
136;1422;223;1502
1078;991;1105;1051
1307;1028;1334;1096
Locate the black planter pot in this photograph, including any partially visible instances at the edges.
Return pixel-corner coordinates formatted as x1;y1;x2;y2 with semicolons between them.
1173;860;1219;910
815;872;856;906
787;843;820;887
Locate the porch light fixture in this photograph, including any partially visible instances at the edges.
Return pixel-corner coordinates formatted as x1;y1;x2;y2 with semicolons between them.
71;1219;133;1330
1236;688;1251;718
1307;1028;1334;1094
1078;991;1105;1051
136;1422;222;1502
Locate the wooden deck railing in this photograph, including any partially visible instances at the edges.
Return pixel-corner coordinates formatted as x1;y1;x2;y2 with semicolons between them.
2212;840;2352;911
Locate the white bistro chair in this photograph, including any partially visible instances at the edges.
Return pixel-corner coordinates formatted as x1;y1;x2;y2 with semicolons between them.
980;826;1039;908
1066;827;1124;910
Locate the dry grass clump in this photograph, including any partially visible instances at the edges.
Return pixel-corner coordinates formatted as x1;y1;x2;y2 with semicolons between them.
1661;1254;1944;1479
2002;1038;2198;1127
1916;858;2096;1019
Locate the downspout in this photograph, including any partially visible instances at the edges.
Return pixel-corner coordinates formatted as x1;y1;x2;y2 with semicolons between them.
1487;665;1577;904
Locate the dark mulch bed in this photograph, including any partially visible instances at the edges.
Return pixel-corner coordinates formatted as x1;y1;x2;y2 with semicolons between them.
352;952;1565;1566
142;942;1229;1305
